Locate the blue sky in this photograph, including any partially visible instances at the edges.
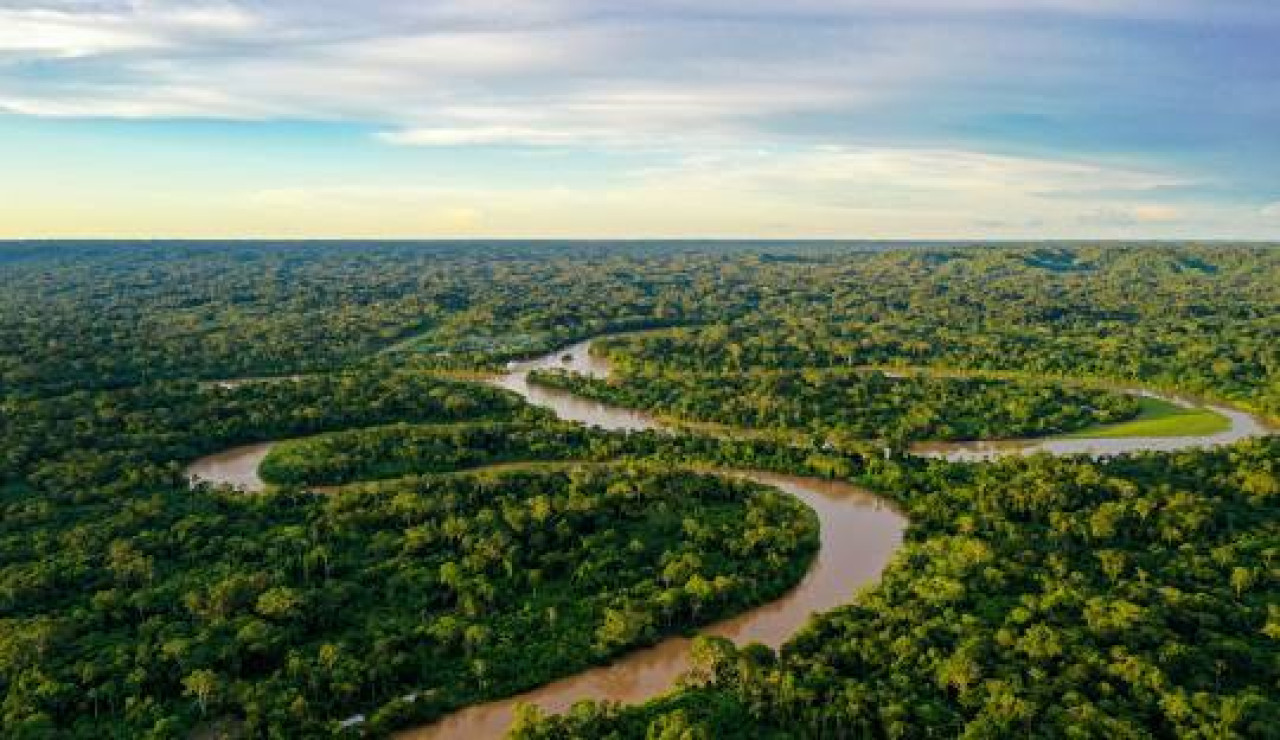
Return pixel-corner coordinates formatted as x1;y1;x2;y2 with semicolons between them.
1;0;1277;238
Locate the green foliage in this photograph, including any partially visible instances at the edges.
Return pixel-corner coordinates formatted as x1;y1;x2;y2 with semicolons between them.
531;366;1139;443
518;439;1280;738
0;465;818;737
6;243;1276;416
1;366;533;496
1065;397;1230;438
259;421;595;487
578;247;1280;420
1;241;1277;739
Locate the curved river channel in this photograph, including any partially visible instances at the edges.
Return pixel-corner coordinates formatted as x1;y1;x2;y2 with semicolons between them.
185;338;1275;738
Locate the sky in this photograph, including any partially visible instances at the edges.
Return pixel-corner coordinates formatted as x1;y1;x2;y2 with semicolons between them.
1;0;1278;239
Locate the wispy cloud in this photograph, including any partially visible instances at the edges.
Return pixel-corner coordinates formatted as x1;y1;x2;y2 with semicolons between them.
4;0;1275;148
0;1;1276;237
0;2;258;58
374;82;867;148
2;139;1273;238
210;146;1213;238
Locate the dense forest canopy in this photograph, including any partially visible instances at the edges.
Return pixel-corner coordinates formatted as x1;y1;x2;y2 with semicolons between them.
0;241;1276;738
529;365;1141;444
511;439;1280;739
3;242;1276;413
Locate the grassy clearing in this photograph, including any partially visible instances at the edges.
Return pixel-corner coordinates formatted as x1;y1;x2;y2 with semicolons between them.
1065;397;1229;438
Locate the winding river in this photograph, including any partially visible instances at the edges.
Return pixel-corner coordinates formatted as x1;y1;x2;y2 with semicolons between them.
184;337;1275;738
911;389;1272;462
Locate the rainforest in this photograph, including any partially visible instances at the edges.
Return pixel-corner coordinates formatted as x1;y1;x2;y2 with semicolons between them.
1;241;1277;739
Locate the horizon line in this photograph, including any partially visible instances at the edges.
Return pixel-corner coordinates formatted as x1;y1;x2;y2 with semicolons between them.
3;237;1278;245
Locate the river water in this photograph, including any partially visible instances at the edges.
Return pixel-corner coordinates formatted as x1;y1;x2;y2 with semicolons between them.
910;389;1272;461
185;441;273;492
184;338;1273;738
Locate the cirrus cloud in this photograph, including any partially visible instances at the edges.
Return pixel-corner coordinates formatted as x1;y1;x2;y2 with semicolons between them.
0;0;1276;238
2;0;1275;149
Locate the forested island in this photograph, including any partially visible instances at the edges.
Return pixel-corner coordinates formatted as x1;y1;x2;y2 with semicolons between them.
528;365;1141;444
1;241;1277;739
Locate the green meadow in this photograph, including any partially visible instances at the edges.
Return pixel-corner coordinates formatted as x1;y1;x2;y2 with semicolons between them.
1065;396;1230;438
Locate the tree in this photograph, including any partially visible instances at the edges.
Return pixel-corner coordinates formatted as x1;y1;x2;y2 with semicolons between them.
183;670;219;716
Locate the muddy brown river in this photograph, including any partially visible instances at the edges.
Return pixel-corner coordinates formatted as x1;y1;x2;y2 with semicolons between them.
184;337;1274;738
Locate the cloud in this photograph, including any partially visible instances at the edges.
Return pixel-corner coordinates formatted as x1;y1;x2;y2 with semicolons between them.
377;126;585;147
374;82;867;148
632;147;1186;206
0;0;1275;240
0;10;158;57
0;81;281;118
5;0;1272;144
0;3;258;58
638;0;1280;23
5;140;1274;238
211;146;1202;238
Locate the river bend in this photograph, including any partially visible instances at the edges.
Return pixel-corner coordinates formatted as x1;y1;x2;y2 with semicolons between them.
184;337;1273;738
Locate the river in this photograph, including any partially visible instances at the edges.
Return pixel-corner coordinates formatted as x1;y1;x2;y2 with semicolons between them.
184;337;1274;738
910;389;1271;461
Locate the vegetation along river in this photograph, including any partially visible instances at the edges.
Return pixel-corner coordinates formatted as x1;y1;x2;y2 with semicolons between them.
184;337;1275;738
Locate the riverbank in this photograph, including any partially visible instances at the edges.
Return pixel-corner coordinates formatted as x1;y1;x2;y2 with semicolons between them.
1064;396;1230;438
184;333;1275;739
